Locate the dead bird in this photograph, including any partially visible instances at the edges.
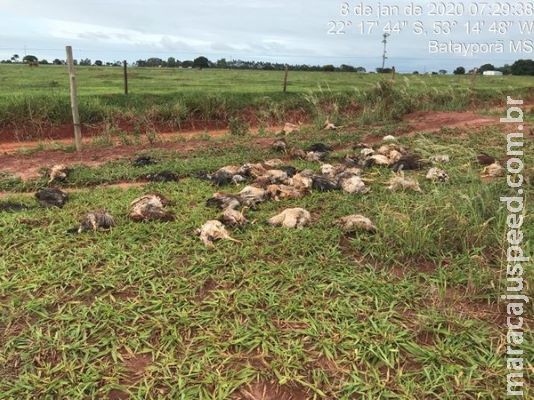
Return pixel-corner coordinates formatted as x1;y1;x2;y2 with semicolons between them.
279;165;298;177
288;148;307;160
238;186;268;207
364;154;391;167
145;171;180;182
321;163;349;179
391;154;426;172
289;171;314;191
338;215;377;234
281;122;300;135
69;210;115;234
306;143;333;153
208;165;242;186
220;208;248;228
48;164;70;184
133;155;158;167
312;175;339;192
482;162;505;178
253;169;289;186
267;208;311;229
306;151;328;162
343;154;360;167
338;174;369;194
476;152;496;166
323;119;339;131
266;184;306;201
387;175;422;192
320;163;337;178
239;163;267;178
196;220;240;247
0;201;32;212
35;188;69;208
430;154;450;164
263;159;285;168
231;175;247;185
426;167;450;183
129;193;175;222
360;148;375;158
272;138;288;152
206;192;241;210
376;145;404;164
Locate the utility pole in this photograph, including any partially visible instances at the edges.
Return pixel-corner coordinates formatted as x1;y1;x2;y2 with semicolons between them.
381;33;390;70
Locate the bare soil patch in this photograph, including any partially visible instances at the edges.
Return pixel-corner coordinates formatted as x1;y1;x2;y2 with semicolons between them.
121;352;152;384
0;136;276;181
233;380;309;400
403;111;499;134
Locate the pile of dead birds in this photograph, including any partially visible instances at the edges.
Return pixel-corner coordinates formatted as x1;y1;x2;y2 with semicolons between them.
1;136;506;248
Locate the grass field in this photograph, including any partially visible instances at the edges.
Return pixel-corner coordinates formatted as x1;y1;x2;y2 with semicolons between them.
1;63;533;398
1;120;533;398
2;64;532;96
0;64;533;138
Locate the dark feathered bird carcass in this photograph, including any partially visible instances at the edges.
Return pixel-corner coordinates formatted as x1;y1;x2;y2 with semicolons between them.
311;175;339;192
35;188;69;208
133;156;158;167
476;152;496;166
145;171;180;182
391;154;427;172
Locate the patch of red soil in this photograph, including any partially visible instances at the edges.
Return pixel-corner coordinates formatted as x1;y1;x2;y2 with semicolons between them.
360;111;502;143
121;353;152;384
403;111;499;134
0;135;276;181
234;380;309;400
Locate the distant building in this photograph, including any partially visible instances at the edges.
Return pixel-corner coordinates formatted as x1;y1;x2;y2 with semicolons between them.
483;71;503;76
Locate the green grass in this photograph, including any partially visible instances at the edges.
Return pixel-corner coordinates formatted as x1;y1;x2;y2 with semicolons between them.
1;64;533;137
1;123;532;398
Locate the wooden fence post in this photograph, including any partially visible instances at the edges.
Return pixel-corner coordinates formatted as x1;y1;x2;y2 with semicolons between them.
123;60;128;95
66;46;82;151
283;65;289;93
471;67;478;87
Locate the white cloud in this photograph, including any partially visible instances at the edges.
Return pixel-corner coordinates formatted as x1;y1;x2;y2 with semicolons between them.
0;0;531;71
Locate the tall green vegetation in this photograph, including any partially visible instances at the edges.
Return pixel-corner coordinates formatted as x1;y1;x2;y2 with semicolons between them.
0;64;532;137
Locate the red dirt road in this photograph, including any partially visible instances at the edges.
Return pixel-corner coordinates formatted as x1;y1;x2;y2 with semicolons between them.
0;135;276;181
0;110;522;181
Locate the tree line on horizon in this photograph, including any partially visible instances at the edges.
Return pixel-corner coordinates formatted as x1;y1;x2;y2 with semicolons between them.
1;54;533;75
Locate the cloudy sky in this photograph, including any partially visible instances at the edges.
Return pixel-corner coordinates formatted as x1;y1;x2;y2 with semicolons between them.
0;0;531;72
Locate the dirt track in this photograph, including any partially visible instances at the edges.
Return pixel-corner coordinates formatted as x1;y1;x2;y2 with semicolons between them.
0;110;520;181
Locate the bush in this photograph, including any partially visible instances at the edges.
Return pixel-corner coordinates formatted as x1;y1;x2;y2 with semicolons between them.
228;116;249;136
